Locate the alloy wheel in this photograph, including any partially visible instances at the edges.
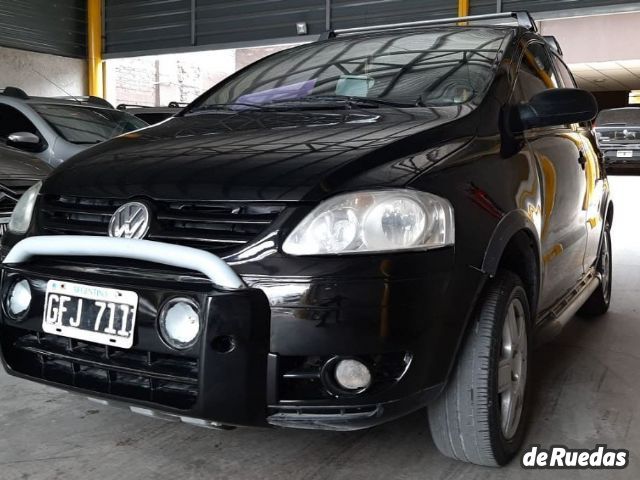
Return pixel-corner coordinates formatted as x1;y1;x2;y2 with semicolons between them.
498;298;528;440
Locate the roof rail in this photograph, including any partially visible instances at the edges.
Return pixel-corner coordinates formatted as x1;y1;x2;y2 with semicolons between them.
51;95;114;109
87;96;114;109
0;86;29;99
117;103;184;110
116;103;152;110
320;11;537;40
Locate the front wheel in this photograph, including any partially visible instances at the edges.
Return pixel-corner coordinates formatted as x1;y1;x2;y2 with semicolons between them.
579;224;612;317
428;270;531;466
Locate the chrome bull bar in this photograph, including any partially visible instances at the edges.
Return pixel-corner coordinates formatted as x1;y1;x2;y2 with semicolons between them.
2;235;245;290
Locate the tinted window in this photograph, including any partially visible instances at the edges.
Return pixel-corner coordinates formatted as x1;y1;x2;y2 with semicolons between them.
0;104;39;140
552;55;576;88
516;42;560;101
31;104;147;144
188;28;509;111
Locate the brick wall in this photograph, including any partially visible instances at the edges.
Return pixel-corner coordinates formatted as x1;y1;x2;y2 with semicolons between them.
112;57;157;107
235;45;295;71
107;44;299;107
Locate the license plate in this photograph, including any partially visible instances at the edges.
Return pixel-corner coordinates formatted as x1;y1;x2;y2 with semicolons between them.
616;150;633;158
42;281;138;349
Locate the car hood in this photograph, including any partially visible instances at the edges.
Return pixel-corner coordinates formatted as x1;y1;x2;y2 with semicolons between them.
0;146;53;179
43;106;476;202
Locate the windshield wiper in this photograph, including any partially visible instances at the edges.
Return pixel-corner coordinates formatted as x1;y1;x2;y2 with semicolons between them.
186;96;416;115
185;102;274;115
265;95;416;109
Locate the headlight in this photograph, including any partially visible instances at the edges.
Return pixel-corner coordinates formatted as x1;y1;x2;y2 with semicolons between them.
283;190;454;255
8;181;42;234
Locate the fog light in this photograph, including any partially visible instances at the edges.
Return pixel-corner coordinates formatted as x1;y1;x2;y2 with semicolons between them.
334;359;372;391
158;298;201;349
5;278;31;320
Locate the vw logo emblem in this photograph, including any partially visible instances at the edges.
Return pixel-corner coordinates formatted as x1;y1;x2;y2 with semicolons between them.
108;202;151;239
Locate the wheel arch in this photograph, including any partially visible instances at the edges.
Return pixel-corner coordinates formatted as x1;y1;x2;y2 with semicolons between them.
441;211;541;391
481;210;542;317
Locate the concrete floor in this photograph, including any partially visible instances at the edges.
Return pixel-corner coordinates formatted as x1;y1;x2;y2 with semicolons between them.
1;176;639;480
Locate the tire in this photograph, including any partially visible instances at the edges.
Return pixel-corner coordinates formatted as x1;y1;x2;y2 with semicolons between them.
578;224;612;317
428;270;531;466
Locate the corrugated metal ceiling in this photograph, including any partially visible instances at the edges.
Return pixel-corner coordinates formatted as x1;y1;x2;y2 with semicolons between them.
0;0;86;58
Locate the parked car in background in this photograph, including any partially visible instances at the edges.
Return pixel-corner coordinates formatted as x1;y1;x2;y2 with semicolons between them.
116;102;185;124
0;145;51;236
0;88;148;167
595;107;640;174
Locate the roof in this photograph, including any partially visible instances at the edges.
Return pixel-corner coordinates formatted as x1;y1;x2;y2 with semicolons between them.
0;87;114;109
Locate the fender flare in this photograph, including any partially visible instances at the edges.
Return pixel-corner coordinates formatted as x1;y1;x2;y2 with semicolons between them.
481;209;542;285
439;210;542;393
603;197;614;227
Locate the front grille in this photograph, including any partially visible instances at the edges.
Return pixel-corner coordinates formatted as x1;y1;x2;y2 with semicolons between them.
39;195;285;253
5;329;199;409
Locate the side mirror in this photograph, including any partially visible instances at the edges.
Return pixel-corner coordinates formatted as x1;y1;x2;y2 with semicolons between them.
511;88;598;133
6;131;43;152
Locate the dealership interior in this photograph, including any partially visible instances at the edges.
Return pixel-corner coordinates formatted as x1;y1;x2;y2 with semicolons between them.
1;0;640;478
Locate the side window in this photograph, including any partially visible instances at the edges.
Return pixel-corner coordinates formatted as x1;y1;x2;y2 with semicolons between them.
0;104;40;140
515;42;560;102
552;55;577;88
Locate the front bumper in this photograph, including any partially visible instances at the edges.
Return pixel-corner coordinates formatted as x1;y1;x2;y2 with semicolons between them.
603;151;640;174
0;236;484;430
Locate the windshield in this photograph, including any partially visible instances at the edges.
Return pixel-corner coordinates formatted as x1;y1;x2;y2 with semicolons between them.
595;126;640;145
596;108;640;126
187;27;509;113
32;103;148;144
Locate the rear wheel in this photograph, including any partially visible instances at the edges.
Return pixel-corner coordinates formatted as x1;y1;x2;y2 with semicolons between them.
428;271;531;466
579;224;612;317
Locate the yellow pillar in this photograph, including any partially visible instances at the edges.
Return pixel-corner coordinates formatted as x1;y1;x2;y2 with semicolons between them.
458;0;470;18
87;0;104;97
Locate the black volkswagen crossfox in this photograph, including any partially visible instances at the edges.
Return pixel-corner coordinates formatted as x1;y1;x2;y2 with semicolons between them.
0;12;612;466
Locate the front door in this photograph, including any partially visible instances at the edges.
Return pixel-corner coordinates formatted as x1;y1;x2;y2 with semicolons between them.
513;41;589;311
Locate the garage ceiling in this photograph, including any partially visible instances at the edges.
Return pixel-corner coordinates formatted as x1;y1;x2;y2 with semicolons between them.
570;60;640;91
103;0;459;57
104;0;327;57
102;0;640;58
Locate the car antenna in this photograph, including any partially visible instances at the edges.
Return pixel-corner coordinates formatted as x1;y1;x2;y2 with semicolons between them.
31;68;83;103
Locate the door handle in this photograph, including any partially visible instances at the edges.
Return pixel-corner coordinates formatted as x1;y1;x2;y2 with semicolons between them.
578;149;587;169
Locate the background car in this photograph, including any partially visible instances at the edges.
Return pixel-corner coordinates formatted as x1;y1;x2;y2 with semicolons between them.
0;144;51;237
594;107;640;174
0;87;148;167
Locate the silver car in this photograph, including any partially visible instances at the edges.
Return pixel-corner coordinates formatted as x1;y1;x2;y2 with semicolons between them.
0;87;148;167
594;107;640;174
